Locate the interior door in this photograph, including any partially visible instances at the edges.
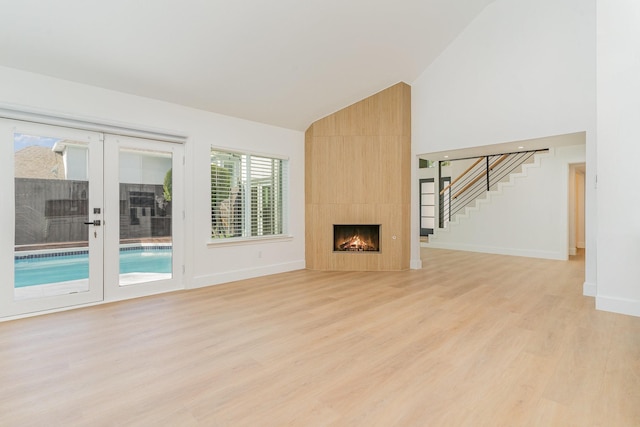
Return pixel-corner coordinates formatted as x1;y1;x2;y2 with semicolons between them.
0;120;104;317
103;135;183;301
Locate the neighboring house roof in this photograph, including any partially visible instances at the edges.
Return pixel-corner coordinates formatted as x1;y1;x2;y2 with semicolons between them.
14;146;65;179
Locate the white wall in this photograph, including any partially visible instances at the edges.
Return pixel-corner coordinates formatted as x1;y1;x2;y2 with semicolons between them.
410;0;597;293
596;0;640;316
417;165;437;181
449;158;477;183
0;66;305;293
427;146;585;259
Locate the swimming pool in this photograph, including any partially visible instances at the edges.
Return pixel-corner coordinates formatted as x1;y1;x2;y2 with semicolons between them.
14;248;172;288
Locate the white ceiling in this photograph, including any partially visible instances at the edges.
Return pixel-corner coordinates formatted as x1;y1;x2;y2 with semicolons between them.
0;0;495;131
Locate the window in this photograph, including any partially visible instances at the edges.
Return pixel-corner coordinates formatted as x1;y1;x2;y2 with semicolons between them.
419;158;432;168
419;158;450;168
210;148;288;240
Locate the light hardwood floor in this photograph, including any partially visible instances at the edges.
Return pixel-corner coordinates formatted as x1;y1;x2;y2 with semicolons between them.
1;248;639;426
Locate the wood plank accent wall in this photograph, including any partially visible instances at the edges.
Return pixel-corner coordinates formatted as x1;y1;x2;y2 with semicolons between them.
305;82;411;271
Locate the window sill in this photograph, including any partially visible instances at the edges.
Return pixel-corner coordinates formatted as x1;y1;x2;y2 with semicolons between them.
207;235;294;248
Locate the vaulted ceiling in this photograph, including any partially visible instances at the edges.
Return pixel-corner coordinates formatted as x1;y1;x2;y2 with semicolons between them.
0;0;495;130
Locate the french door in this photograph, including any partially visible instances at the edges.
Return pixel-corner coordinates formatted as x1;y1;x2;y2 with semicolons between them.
103;134;183;302
0;120;183;318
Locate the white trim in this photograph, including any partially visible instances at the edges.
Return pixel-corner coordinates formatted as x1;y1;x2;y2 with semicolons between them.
583;281;596;297
0;287;178;323
0;103;187;144
1;119;105;317
596;295;640;317
410;259;423;269
211;144;290;161
208;235;294;247
191;260;305;288
425;241;566;260
102;135;184;302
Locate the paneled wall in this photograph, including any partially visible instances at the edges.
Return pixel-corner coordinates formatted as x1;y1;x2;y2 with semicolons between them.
305;83;411;271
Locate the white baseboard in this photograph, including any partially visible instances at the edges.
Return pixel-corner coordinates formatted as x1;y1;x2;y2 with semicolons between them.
424;241;566;260
583;281;596;297
190;260;305;289
596;295;640;317
410;259;423;269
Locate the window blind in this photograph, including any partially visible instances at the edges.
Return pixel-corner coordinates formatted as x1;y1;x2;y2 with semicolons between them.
211;149;288;239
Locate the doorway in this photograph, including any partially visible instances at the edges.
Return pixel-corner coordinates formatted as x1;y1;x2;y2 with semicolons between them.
419;178;435;236
569;163;586;257
1;120;183;318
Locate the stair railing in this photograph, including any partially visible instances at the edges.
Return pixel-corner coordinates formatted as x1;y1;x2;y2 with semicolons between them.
439;149;548;227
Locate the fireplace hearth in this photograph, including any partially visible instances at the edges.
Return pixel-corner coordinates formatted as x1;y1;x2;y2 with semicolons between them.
333;224;380;252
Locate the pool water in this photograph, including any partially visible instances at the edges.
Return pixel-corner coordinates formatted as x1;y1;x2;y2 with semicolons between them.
14;249;172;288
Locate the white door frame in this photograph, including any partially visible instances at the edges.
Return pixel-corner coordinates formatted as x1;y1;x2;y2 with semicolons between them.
103;134;184;302
1;120;185;319
0;119;104;317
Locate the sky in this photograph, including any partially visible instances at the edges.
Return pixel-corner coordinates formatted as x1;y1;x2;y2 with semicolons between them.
13;133;60;152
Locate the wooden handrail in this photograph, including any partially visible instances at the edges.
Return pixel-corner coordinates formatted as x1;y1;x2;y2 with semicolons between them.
452;171;487;199
439;157;485;195
489;153;509;171
451;154;509;199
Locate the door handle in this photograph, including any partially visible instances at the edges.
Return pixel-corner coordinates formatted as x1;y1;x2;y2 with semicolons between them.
84;220;101;226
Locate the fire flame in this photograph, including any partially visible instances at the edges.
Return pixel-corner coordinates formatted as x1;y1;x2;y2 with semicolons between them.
338;234;374;251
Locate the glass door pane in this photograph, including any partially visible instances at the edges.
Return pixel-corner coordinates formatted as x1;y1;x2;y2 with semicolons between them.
118;147;173;286
14;135;91;299
1;120;103;318
103;134;182;300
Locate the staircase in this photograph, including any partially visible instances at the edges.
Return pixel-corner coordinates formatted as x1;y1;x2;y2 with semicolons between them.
425;148;566;257
424;144;588;261
438;149;548;228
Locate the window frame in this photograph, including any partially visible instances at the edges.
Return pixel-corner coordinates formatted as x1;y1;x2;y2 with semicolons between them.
209;146;290;245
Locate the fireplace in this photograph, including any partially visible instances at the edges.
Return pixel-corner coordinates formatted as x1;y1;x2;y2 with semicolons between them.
333;224;380;252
